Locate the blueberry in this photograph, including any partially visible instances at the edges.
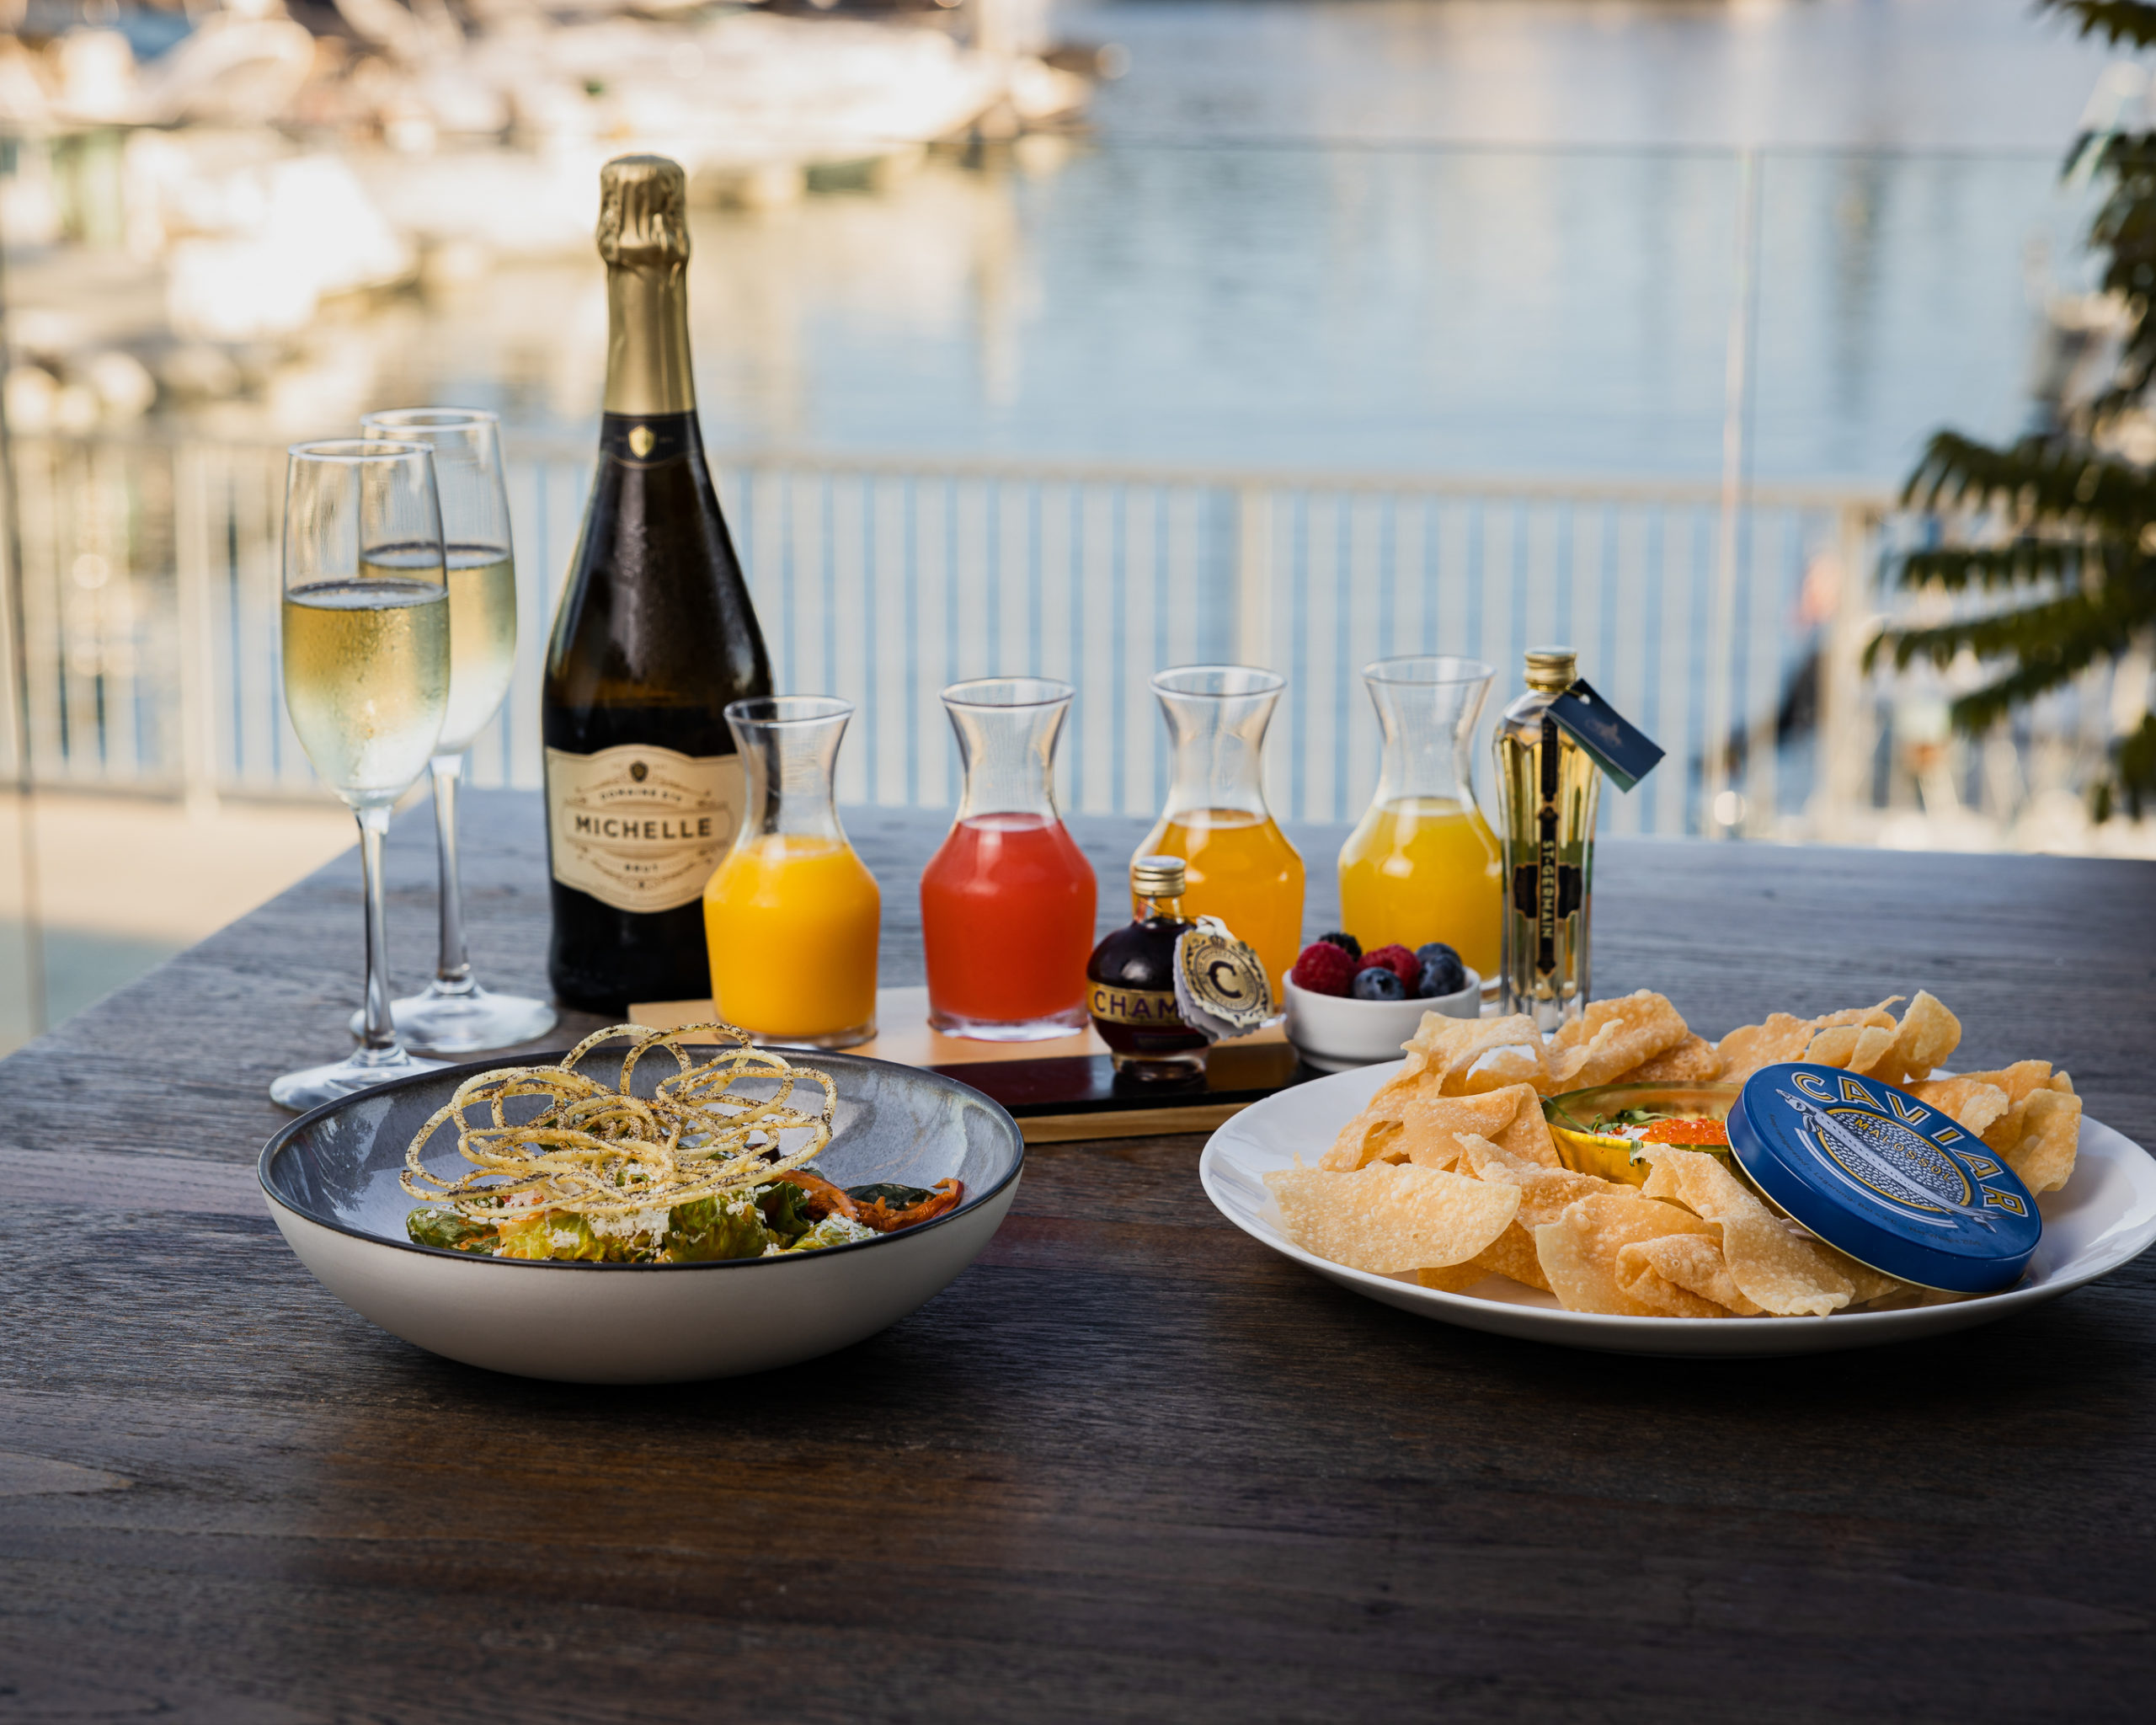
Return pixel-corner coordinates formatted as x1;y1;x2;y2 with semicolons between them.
1351;966;1406;1001
1417;948;1468;999
1319;931;1362;960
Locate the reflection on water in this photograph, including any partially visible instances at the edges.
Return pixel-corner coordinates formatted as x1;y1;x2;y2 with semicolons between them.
121;138;2084;486
1067;0;2111;152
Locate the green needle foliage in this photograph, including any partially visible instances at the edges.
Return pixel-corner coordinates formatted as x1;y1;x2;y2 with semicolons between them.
1869;0;2156;819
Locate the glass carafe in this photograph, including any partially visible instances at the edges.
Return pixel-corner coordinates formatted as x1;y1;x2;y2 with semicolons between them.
921;677;1098;1040
1134;665;1305;999
1337;655;1503;989
702;697;880;1048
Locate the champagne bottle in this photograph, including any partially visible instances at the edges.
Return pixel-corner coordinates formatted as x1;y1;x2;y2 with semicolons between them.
542;156;772;1012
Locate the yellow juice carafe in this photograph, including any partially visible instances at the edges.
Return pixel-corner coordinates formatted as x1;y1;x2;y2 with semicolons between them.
703;695;880;1046
1134;665;1304;1001
1337;654;1502;987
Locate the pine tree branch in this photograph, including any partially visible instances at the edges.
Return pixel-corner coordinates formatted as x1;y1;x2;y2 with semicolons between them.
2116;710;2156;816
1900;430;2156;537
1866;566;2156;691
2047;1;2156;51
2081;131;2156;412
1899;541;2095;592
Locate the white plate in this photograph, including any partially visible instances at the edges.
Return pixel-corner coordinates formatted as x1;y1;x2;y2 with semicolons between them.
1200;1060;2156;1356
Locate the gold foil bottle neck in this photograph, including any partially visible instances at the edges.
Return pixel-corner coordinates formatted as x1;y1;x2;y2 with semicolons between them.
598;154;696;417
597;155;691;270
1524;646;1577;692
1131;854;1187;900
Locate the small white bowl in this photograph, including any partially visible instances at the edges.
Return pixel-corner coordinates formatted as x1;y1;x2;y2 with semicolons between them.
1284;969;1481;1072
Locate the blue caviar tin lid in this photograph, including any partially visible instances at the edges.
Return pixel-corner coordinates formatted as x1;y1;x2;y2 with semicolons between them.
1728;1063;2041;1293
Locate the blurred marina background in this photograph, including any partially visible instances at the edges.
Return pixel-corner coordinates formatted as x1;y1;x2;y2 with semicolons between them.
1;0;2150;1049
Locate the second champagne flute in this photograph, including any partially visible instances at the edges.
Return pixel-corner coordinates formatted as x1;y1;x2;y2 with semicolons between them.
352;407;556;1054
271;440;449;1110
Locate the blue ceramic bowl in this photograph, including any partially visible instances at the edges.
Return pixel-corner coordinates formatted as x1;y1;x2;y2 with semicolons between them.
260;1048;1024;1383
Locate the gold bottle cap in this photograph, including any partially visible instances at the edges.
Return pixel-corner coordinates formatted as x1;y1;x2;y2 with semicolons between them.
1132;855;1187;900
598;155;690;271
1524;647;1577;692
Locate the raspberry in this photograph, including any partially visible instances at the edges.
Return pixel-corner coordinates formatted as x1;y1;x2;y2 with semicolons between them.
1316;930;1362;960
1358;943;1419;986
1290;940;1356;996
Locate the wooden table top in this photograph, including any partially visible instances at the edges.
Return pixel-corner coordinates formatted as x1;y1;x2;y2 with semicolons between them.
3;791;2153;1721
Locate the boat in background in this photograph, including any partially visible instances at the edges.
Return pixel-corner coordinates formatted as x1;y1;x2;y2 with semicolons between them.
0;0;1103;355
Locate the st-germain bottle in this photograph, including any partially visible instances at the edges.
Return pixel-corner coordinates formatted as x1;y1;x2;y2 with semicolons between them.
1492;647;1601;1033
542;155;773;1012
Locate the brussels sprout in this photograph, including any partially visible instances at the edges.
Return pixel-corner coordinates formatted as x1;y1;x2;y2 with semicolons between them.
405;1208;497;1254
664;1194;774;1261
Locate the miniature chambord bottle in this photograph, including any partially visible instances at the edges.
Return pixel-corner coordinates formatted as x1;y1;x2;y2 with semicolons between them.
1493;648;1601;1033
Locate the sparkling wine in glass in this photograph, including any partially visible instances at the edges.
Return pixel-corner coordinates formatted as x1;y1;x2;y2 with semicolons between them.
271;440;451;1112
351;408;556;1054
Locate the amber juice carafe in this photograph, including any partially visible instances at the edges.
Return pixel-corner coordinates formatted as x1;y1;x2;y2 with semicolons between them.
1135;665;1304;1002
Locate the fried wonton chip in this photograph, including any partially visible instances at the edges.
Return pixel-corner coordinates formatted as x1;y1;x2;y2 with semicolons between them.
1818;996;1904;1031
1814;1242;1906;1306
1453;1131;1620;1292
1549;991;1690;1091
1802;1022;1897;1073
2004;1087;2082;1194
1616;1231;1764;1316
1533;1192;1726;1316
1954;1061;2072;1156
1906;1075;2011;1140
1488;1086;1563;1167
1265;1161;1521;1274
1323;1087;1502;1172
1637;1147;1855;1316
1716;1012;1823;1083
1324;1035;1556;1168
1463;1224;1552;1292
1444;1017;1554;1096
1415;1262;1490;1293
1365;1012;1555;1106
1388;1088;1537;1172
1325;1109;1406;1172
1964;1060;2057;1107
1870;990;1961;1084
1611;1033;1725;1086
1801;996;1916;1075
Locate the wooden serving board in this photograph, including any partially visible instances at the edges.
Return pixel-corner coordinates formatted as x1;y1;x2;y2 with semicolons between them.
630;987;1314;1143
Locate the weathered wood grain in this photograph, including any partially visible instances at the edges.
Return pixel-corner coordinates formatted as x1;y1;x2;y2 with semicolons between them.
1;793;2152;1722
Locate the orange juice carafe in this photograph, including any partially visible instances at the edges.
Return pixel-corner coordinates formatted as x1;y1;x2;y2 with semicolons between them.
702;696;880;1047
1337;654;1503;987
1134;665;1304;1002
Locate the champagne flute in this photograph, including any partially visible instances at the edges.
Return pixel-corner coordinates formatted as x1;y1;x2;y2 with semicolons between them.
350;408;557;1053
271;441;451;1112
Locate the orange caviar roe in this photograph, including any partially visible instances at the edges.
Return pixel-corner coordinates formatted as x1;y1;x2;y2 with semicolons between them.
1640;1116;1729;1146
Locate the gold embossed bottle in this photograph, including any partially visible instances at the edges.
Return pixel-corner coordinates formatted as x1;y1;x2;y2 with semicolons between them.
1493;648;1601;1033
542;156;772;1011
1086;856;1209;1080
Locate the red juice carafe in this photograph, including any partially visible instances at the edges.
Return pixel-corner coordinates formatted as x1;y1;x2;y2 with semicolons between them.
921;677;1098;1039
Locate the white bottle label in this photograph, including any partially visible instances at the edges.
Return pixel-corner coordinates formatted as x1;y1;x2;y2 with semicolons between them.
544;743;744;914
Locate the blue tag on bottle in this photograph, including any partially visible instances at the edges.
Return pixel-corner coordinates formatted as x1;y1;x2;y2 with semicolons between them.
1545;680;1664;793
